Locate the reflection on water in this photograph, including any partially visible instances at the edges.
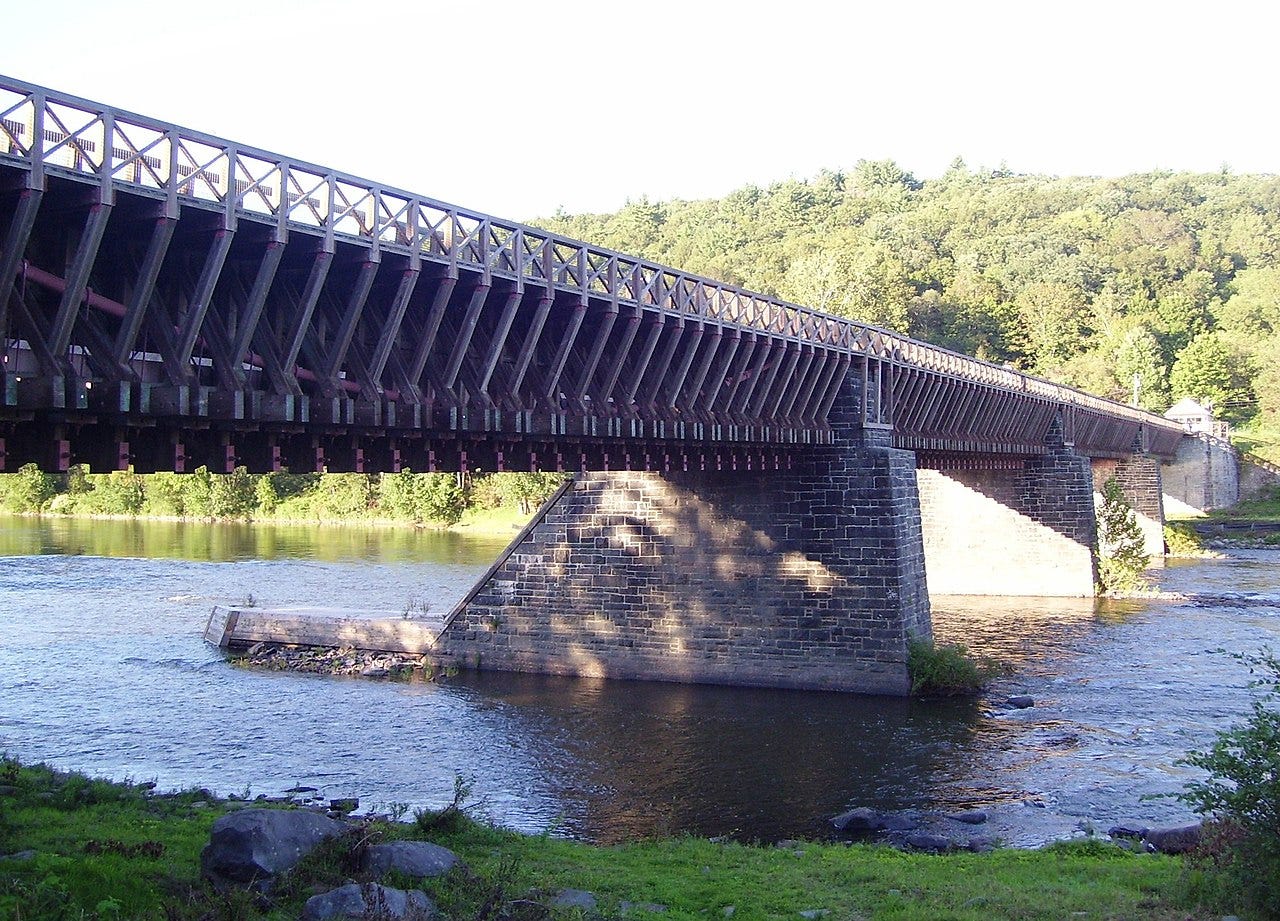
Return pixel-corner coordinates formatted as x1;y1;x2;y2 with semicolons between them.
1;513;1278;844
0;514;511;563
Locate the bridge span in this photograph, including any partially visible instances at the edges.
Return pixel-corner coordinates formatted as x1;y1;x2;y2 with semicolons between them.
2;76;1183;694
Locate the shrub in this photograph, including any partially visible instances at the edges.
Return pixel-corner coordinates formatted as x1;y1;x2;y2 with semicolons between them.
1164;521;1206;557
1178;648;1280;919
907;637;1001;696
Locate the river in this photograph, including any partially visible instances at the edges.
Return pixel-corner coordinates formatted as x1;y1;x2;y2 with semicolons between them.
1;514;1277;845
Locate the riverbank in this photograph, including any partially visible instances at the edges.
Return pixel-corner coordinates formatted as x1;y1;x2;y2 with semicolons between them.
0;759;1227;921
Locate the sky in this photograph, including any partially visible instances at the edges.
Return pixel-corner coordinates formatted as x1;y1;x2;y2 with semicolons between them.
4;0;1277;223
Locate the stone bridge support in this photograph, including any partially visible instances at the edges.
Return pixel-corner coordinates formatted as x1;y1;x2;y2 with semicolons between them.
917;426;1099;597
1093;452;1166;560
440;396;931;695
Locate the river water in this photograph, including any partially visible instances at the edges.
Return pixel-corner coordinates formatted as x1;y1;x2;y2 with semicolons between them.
1;514;1277;845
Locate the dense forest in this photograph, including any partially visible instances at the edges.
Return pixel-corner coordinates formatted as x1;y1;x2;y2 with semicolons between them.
539;162;1280;428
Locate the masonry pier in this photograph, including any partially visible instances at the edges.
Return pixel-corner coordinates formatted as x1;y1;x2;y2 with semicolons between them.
916;424;1100;597
440;416;931;695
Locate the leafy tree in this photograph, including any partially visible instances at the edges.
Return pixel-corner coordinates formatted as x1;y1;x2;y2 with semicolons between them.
143;473;186;517
0;463;57;512
1170;332;1255;424
180;468;214;519
86;470;145;515
314;473;375;518
209;468;257;520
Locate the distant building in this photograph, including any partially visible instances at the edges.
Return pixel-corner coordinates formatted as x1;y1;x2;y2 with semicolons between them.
1164;397;1229;440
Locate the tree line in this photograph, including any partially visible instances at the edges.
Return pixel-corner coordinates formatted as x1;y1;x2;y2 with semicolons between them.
0;465;566;525
539;161;1279;427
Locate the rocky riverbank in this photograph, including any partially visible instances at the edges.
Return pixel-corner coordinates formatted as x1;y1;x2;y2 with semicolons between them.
230;641;452;680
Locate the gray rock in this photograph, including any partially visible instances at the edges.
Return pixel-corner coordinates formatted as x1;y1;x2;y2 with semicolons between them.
302;882;436;920
364;841;461;879
362;667;390;678
550;889;597;911
904;833;954;852
200;808;346;889
831;807;915;832
1006;696;1035;709
831;806;879;831
966;836;998;853
1107;821;1149;839
1143;822;1203;854
948;810;988;825
879;813;920;831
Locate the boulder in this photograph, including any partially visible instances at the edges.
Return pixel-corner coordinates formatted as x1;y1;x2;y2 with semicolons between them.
947;810;988;825
1143;822;1203;854
904;833;954;852
364;840;461;879
831;807;917;832
550;889;598;911
303;882;436;921
200;808;346;889
831;807;879;831
1106;821;1149;840
1006;696;1035;709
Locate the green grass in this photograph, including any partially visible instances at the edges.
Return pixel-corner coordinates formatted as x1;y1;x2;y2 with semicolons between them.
1232;425;1280;468
0;760;1226;921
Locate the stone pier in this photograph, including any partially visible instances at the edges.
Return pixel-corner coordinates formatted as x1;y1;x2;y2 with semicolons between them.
1093;451;1167;560
439;419;931;695
918;425;1100;597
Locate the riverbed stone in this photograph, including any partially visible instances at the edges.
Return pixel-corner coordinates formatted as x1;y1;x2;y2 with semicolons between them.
550;889;598;911
200;808;346;890
1107;821;1149;839
363;840;461;879
1006;696;1035;709
1143;822;1203;854
302;882;436;921
904;832;954;852
831;807;917;833
947;810;988;825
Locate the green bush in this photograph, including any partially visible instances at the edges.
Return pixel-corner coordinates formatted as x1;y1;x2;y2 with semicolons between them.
1178;648;1280;919
907;637;1001;696
1164;521;1206;557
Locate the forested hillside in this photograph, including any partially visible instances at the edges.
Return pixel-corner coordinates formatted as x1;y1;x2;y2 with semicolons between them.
538;162;1280;428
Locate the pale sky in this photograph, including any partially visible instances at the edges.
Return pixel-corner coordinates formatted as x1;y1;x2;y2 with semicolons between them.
4;0;1276;223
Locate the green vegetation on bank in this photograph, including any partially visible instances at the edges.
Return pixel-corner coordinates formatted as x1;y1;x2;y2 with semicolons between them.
1202;486;1280;523
0;464;566;528
1178;649;1280;920
0;758;1225;921
541;165;1280;429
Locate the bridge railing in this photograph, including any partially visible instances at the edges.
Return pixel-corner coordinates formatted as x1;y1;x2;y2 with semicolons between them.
0;74;1181;443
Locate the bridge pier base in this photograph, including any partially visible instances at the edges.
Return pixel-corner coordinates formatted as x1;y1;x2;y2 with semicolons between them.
918;434;1099;597
440;428;930;695
1093;453;1167;559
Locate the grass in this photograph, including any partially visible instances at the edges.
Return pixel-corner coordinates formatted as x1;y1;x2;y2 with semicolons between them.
1232;425;1280;468
0;759;1228;921
1202;488;1280;522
